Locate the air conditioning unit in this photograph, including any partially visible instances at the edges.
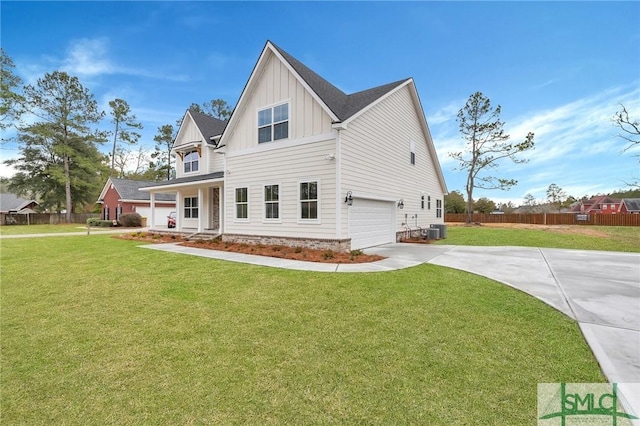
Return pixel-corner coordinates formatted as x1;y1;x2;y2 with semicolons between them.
426;228;440;240
430;224;447;239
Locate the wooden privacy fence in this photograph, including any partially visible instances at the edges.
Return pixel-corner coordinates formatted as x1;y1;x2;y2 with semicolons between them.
1;213;99;225
445;213;640;227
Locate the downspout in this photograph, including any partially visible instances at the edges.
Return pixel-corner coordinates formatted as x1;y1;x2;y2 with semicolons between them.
335;127;343;239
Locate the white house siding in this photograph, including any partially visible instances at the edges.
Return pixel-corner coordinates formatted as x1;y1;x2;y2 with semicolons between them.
224;137;337;239
207;147;224;174
340;85;445;237
226;52;333;153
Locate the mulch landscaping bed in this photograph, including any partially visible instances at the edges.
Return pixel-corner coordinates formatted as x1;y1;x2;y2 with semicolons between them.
116;232;384;264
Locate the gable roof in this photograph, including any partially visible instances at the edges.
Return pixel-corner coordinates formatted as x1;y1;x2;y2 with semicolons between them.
270;42;409;122
0;193;38;213
621;198;640;212
98;178;176;203
188;110;227;145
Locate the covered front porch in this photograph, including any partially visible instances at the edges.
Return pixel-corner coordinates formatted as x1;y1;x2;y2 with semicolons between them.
140;172;224;235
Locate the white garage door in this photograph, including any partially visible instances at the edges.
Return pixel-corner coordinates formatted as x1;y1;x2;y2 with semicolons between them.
136;206;175;227
349;198;395;250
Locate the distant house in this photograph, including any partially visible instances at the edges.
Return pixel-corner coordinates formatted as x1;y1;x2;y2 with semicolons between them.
140;41;447;251
97;178;176;224
572;196;622;215
0;193;39;214
619;198;640;214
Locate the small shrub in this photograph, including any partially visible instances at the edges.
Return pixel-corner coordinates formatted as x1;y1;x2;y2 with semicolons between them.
272;245;283;252
239;243;248;249
170;235;176;240
87;219;114;227
322;250;334;260
350;249;363;257
117;213;142;228
294;246;303;253
152;234;161;240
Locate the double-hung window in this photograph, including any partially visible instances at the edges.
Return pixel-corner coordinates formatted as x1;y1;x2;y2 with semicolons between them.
184;150;199;173
264;185;279;220
235;187;248;220
184;196;198;218
300;181;318;220
258;103;289;143
436;199;442;218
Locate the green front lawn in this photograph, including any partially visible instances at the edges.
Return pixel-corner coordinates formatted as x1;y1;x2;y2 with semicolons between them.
1;236;604;424
0;223;91;235
437;225;640;252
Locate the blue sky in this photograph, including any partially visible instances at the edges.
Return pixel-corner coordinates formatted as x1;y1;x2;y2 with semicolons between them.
2;1;639;205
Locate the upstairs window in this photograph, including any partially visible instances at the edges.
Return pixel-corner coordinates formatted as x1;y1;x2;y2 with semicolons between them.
258;103;289;143
184;150;199;173
264;184;279;220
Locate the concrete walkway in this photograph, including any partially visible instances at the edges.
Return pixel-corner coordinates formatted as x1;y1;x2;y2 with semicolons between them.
141;242;640;417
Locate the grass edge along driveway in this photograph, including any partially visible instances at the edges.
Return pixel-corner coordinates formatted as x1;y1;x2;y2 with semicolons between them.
1;236;605;424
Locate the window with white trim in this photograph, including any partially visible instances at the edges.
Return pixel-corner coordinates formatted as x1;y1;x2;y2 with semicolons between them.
436;199;442;218
235;187;248;220
428;195;431;210
184;196;198;218
300;181;318;220
264;185;279;219
184;150;199;173
258;103;289;143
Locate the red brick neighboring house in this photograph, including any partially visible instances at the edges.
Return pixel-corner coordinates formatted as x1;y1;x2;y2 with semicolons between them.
619;198;640;214
572;196;622;214
97;178;175;224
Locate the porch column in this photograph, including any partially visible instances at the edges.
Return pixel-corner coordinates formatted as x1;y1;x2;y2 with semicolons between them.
198;187;204;232
218;186;224;233
149;192;155;229
176;190;182;231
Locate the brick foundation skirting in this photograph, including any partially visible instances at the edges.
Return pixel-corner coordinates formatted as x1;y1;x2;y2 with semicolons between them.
222;234;352;253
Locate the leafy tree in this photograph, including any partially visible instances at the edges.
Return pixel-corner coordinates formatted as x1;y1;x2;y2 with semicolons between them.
450;91;535;222
189;98;232;120
108;98;142;175
6;71;106;221
546;183;567;212
522;193;538;213
474;197;496;214
150;124;175;181
498;201;516;214
0;48;24;139
444;190;466;213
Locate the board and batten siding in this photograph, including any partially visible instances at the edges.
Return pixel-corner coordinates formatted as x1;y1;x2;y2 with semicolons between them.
173;117;207;179
224;138;337;239
340;84;445;235
226;52;333;153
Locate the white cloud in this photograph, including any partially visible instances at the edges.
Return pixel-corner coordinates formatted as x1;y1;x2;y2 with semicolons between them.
62;37;114;76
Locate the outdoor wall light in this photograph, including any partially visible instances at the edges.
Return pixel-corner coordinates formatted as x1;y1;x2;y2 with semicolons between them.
398;199;404;209
345;191;353;206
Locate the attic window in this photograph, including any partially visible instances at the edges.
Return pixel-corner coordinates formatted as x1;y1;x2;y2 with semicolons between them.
184;150;199;173
258;103;289;143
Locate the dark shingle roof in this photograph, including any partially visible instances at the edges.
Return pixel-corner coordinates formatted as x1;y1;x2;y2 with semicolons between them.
270;42;409;122
622;198;640;212
0;193;38;213
109;179;175;202
189;110;227;145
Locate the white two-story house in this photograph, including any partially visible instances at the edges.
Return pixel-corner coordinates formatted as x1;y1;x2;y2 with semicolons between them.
141;41;447;251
